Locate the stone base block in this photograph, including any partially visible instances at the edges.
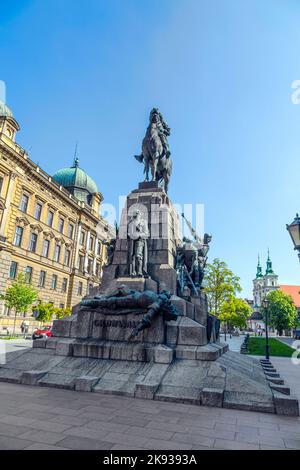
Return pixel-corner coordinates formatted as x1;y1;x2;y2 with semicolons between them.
55;339;75;356
38;373;76;390
200;387;223;407
115;276;158;293
273;391;299;416
170;296;186;316
52;316;75;338
21;370;47;385
154;385;201;405
175;346;197;360
177;317;207;346
0;368;22;384
196;345;219;361
223;391;275;414
45;338;57;349
75;375;100;392
72;340;156;362
33;339;47;349
135;382;159;399
154;345;173;364
185;301;195;320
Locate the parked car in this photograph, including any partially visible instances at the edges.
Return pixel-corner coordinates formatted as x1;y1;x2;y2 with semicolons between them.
32;326;52;340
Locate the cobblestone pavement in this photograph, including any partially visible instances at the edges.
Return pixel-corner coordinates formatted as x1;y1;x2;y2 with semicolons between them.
0;379;299;450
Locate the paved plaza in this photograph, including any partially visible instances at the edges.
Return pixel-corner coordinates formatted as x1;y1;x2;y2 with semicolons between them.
0;345;299;450
0;338;299;450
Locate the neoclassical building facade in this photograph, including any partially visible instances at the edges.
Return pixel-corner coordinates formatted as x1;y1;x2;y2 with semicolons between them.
0;100;112;330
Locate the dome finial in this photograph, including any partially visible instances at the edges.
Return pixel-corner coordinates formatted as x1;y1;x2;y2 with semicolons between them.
73;142;79;168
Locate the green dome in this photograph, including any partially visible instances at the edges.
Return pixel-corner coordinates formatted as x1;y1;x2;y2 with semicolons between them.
53;159;98;203
0;101;13;118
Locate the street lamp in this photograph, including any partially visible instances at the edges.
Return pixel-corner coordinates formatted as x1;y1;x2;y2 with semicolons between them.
286;213;300;261
262;298;270;360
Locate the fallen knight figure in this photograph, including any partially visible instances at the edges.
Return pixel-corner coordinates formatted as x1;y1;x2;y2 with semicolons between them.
80;285;178;339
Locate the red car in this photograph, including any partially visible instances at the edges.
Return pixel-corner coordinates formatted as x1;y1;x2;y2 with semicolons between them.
32;326;52;340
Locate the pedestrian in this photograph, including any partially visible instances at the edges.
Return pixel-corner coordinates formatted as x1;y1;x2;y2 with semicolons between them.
20;321;25;337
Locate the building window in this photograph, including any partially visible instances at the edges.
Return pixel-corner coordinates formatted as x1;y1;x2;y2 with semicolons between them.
9;261;18;280
59;303;65;309
88;258;93;274
58;217;64;234
88;283;93;294
42;239;50;258
96;263;100;277
0;176;3;195
80;230;85;245
19;194;29;213
24;266;33;283
54;244;61;262
64;249;71;266
51;274;57;290
34;202;43;220
78;255;84;272
89;236;94;251
47;210;54;227
62;278;68;293
28;233;38;253
68;224;74;239
13;226;23;247
77;281;83;296
38;270;46;288
97;241;101;256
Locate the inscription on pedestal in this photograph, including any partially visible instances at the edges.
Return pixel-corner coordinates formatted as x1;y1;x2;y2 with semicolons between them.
94;319;139;329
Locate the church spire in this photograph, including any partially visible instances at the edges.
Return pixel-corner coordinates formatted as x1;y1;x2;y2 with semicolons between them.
265;249;274;275
256;254;263;278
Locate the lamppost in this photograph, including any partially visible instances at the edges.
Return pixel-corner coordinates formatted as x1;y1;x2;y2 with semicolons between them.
286;213;300;261
262;298;270;360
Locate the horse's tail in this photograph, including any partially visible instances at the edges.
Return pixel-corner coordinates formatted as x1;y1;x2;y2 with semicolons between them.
134;154;144;163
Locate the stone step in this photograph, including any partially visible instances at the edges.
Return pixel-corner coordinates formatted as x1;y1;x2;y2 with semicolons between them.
267;377;284;385
264;372;280;378
273;391;299;416
270;384;290;395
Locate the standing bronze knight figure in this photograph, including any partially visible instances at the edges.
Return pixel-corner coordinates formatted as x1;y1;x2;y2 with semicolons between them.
134;108;172;193
127;209;149;277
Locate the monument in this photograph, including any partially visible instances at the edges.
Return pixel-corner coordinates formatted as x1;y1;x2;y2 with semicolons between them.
0;109;298;415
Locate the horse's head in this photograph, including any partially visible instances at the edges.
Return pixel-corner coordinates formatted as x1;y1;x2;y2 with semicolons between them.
149;108;160;124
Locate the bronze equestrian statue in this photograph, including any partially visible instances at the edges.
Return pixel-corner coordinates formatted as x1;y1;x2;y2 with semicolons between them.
135;108;172;193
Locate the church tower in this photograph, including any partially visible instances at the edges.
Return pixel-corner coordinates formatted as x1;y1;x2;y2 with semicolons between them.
252;251;278;310
253;255;264;308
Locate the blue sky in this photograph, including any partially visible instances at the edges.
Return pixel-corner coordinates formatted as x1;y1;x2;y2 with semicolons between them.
1;0;300;297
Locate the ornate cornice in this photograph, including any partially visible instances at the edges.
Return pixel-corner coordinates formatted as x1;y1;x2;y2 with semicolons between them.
15;216;30;227
43;230;55;240
29;223;43;234
54;236;66;245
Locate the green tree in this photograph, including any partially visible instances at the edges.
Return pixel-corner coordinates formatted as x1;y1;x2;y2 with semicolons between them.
219;296;252;331
203;258;242;317
54;307;71;320
265;290;298;336
34;303;55;323
0;273;38;335
34;303;72;323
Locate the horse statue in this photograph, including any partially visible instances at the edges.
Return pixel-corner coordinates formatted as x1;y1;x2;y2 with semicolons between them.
134;108;172;193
